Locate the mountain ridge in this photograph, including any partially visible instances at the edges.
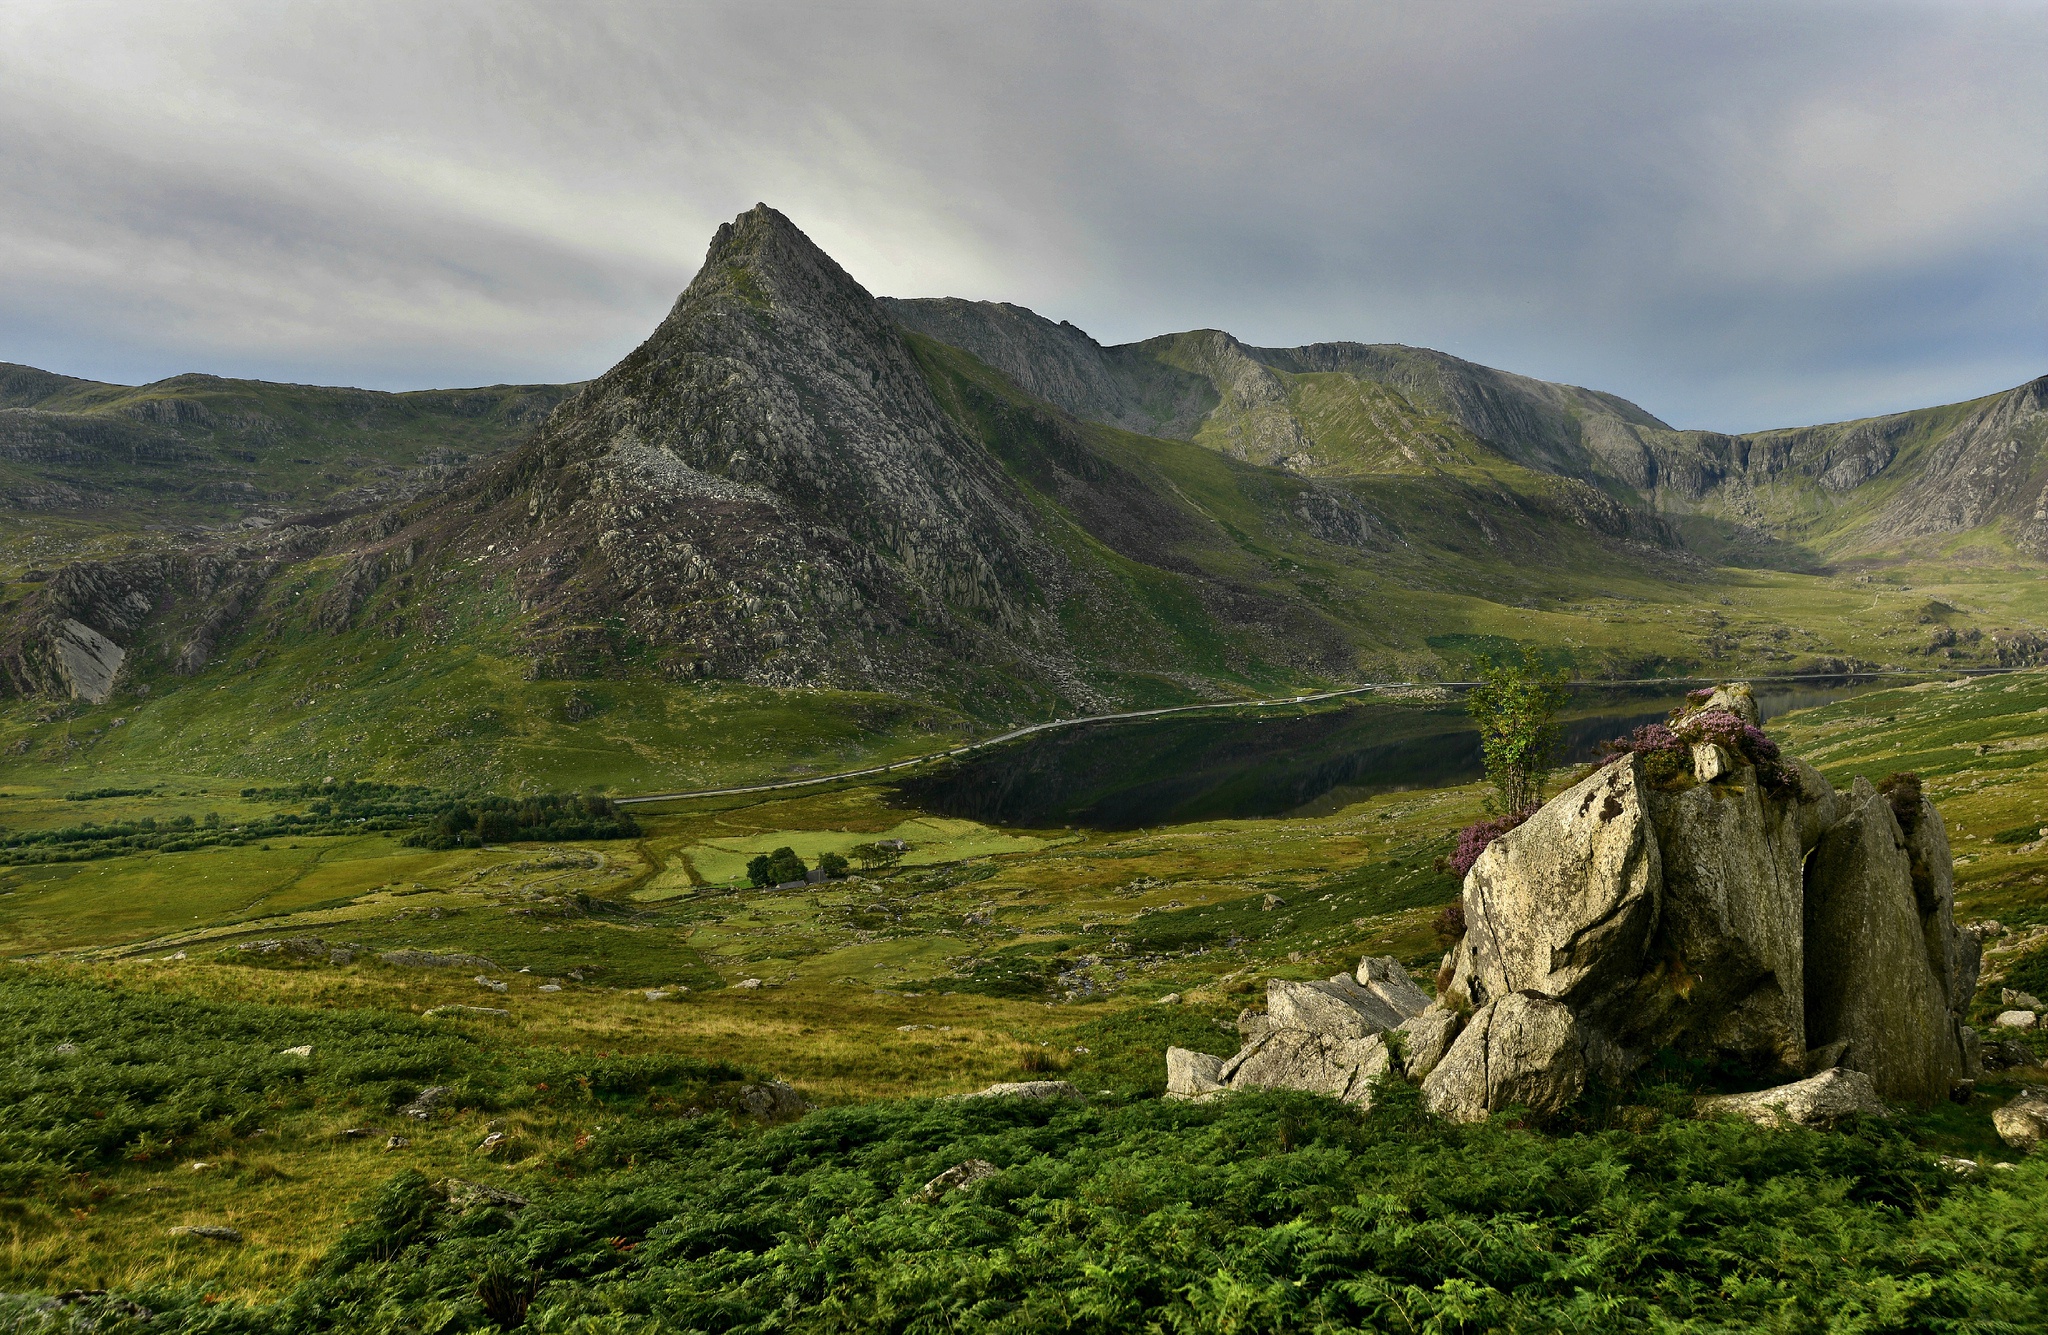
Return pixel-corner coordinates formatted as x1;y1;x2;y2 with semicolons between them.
882;296;2048;562
0;205;2039;790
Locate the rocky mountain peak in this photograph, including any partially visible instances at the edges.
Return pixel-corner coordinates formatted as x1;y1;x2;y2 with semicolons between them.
420;205;1068;690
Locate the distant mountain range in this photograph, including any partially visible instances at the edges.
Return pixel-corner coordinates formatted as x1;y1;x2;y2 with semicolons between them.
0;205;2040;786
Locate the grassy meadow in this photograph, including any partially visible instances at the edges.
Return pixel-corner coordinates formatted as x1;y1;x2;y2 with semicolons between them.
5;671;2048;1329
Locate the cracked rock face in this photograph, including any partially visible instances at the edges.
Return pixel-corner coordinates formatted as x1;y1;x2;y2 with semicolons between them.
1804;777;1970;1105
1395;1004;1463;1081
1421;992;1586;1123
52;618;123;702
1222;1030;1392;1107
1266;976;1409;1037
1449;757;1661;1019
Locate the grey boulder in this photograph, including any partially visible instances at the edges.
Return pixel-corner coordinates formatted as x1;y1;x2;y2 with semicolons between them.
920;1158;999;1201
1164;1047;1227;1099
738;1080;810;1122
1266;976;1406;1038
1421;993;1585;1124
1993;1088;2048;1151
958;1080;1083;1101
1221;1030;1392;1106
441;1179;530;1211
1697;1068;1888;1128
1645;750;1813;1073
1355;956;1431;1019
1449;758;1660;1020
1804;777;1967;1104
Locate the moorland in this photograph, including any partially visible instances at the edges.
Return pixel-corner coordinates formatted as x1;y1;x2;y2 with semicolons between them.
2;204;2048;1331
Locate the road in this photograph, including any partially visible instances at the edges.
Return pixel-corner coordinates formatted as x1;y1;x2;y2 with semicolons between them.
614;668;2005;807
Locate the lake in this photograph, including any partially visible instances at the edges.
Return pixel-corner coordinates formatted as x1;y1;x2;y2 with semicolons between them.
895;681;1882;830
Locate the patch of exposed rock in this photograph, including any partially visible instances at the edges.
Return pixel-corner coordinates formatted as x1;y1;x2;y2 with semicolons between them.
1173;684;1983;1121
1438;684;1977;1108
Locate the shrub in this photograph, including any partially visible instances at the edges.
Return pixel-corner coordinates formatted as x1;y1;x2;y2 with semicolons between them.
110;1086;2048;1333
1448;807;1536;878
1878;771;1924;835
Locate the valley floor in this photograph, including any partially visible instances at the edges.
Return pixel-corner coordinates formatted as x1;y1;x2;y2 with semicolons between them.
5;672;2048;1328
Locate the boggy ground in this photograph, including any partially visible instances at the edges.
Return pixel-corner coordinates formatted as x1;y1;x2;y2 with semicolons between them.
5;671;2048;1326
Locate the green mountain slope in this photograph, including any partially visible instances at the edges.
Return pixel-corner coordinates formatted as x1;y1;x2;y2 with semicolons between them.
0;362;573;561
884;298;2048;568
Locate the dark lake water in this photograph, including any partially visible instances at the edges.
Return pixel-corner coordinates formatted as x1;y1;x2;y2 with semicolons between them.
895;682;1882;830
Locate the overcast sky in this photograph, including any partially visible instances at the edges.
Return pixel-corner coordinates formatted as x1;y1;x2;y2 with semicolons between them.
2;1;2043;431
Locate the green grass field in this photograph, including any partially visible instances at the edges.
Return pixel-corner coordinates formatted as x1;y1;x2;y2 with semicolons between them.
5;672;2048;1329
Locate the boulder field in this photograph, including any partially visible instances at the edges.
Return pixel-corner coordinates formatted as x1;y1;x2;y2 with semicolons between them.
1168;683;1985;1123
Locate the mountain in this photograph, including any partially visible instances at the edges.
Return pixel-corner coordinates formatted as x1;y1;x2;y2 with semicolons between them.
0;205;2038;791
0;361;570;547
883;298;2048;565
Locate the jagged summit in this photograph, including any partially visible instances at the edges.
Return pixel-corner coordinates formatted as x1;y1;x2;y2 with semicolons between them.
419;205;1070;691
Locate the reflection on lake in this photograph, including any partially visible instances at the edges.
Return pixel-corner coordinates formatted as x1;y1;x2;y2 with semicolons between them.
895;682;1883;831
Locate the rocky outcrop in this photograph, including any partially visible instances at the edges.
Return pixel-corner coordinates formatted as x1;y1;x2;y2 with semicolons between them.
1448;757;1660;1019
1167;956;1431;1108
1395;1005;1463;1080
1266;976;1409;1037
1182;686;1981;1125
1441;684;1977;1107
1804;778;1970;1104
50;618;124;702
1221;1030;1392;1107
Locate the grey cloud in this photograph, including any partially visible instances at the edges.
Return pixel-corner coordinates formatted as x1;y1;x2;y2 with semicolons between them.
0;0;2041;429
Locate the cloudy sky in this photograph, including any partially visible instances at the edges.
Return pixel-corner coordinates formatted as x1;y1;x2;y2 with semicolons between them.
2;1;2043;431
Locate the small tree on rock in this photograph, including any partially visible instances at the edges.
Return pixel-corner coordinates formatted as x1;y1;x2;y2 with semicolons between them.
1467;657;1570;815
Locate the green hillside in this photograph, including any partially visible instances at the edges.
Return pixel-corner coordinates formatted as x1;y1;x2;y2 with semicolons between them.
5;673;2048;1327
0;363;573;569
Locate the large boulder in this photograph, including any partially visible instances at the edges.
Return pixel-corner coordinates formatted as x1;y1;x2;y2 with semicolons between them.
1896;786;1983;1049
1421;993;1585;1123
1221;1030;1392;1106
1696;1068;1887;1128
1164;1047;1227;1099
1447;758;1661;1020
1803;777;1967;1104
1640;760;1812;1074
1267;976;1407;1037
